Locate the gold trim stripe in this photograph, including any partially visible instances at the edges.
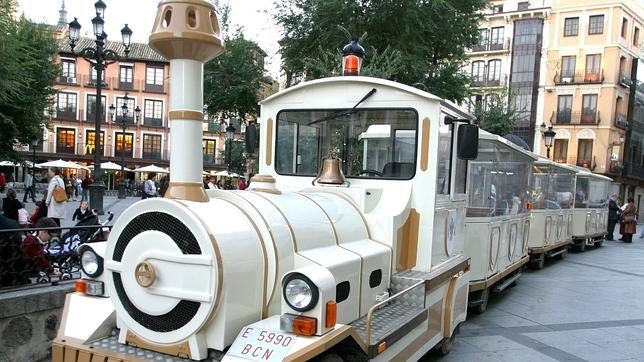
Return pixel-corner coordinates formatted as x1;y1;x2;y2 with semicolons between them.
265;118;273;166
420;117;430;171
165;182;209;202
168;110;204;121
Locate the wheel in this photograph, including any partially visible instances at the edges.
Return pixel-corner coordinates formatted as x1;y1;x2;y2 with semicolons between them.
437;329;456;356
473;288;489;314
358;169;383;177
594;240;603;248
530;253;545;270
577;240;586;252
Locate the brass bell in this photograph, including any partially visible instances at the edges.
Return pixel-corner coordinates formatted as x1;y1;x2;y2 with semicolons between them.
312;152;346;185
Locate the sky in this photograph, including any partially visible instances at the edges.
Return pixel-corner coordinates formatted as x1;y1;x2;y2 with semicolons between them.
16;0;283;78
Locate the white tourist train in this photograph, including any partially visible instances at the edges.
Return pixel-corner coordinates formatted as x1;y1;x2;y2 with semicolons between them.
52;1;612;361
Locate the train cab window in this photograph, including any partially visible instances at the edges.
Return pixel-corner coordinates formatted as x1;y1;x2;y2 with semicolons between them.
275;109;418;179
436;122;468;196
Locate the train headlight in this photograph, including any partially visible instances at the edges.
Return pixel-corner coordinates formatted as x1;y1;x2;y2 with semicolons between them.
283;273;318;312
79;245;103;278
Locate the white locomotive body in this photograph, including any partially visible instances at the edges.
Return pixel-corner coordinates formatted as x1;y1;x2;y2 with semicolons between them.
55;76;478;361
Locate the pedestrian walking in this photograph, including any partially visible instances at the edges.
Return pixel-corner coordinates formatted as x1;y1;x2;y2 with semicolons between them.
607;194;620;241
0;171;6;193
142;173;157;199
621;197;637;243
46;167;66;226
81;175;91;201
23;171;36;202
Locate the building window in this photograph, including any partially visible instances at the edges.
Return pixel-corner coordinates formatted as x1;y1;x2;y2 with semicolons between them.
585;54;601;82
145;65;164;92
60;60;76;83
55;92;77;121
553;139;568;163
469;94;483;112
116;96;136;124
114;133;134;158
577;139;593;167
474;28;488;51
581;94;598;124
492;4;503;13
487;59;502;85
203;139;216;165
634;27;640;46
621;18;628;38
588;15;604;35
490;27;504;49
84;131;104;155
90;65;105;84
471;61;485;85
564;17;579;37
561;56;576;80
517;2;529;11
86;94;107;123
56;128;76;154
119;65;134;90
557;95;572;124
143;99;163;127
142;134;162;160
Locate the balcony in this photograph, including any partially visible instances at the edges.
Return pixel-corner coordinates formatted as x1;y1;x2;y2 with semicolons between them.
614;113;629;129
144;82;166;94
57;75;79;85
470;75;507;88
53;108;78;122
624;162;644;180
553;70;605;85
84;108;108;123
619;73;633;87
142;117;164;128
203;154;225;167
568;156;593;169
551;111;601;125
142;149;166;161
205;122;222;133
117;80;135;91
82;74;110;89
607;160;623;175
469;38;511;53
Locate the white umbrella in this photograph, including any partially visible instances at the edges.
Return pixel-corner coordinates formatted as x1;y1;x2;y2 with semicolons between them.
38;159;88;170
0;161;16;166
133;164;169;174
88;161;132;172
214;170;240;177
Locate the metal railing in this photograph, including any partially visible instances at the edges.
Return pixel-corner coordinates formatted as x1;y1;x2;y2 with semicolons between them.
551;110;601;125
614;113;629;129
0;223;112;291
553;70;605;85
470;38;511;52
56;74;169;94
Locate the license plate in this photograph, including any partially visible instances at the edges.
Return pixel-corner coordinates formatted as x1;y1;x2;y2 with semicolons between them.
227;326;296;361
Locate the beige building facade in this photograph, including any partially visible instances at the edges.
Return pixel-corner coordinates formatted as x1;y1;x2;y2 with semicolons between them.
467;0;644;204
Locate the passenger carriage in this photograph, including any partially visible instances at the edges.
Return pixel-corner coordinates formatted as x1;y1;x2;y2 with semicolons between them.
527;158;577;269
464;131;536;313
570;166;612;251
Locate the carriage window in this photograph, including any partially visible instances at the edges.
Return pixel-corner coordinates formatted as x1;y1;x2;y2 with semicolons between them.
436;124;451;194
275;109;418;179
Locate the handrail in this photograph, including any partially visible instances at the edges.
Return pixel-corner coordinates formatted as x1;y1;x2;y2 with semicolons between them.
365;280;425;346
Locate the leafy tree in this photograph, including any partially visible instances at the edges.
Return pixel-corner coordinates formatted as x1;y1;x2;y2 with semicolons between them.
203;3;265;123
274;0;486;102
472;89;523;136
0;0;58;160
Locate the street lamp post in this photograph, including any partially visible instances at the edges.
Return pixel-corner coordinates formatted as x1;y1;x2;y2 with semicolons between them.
540;123;556;160
31;139;38;174
67;0;133;213
109;95;140;199
225;122;236;173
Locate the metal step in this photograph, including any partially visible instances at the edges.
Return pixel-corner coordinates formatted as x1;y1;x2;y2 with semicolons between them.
493;272;521;293
350;300;427;357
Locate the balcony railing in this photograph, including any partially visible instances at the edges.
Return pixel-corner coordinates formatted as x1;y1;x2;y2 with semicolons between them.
614;113;629;129
81;74;109;89
624;162;644;180
84;108;108;123
553;70;605;85
551;111;601;125
470;75;507;88
203;154;225;167
568;156;593;169
469;38;511;53
144;83;166;93
53;108;78;122
142;118;164;127
57;75;79;85
619;73;633;87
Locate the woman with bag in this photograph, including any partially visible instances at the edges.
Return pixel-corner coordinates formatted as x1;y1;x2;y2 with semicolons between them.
46;167;67;226
621;197;637;243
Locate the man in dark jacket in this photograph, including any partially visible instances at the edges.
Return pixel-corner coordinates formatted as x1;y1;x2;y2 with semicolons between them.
607;194;621;241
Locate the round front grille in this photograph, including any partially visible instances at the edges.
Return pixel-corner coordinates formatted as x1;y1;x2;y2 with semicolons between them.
112;212;202;333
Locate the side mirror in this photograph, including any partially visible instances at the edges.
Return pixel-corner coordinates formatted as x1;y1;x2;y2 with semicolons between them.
457;124;479;160
245;123;257;154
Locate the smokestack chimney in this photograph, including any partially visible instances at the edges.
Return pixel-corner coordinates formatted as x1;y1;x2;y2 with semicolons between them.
149;0;224;201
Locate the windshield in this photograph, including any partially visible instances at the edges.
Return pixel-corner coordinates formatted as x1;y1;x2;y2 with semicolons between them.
275;109;418;179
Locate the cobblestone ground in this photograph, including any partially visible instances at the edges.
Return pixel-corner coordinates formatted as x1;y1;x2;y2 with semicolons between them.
433;226;644;362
